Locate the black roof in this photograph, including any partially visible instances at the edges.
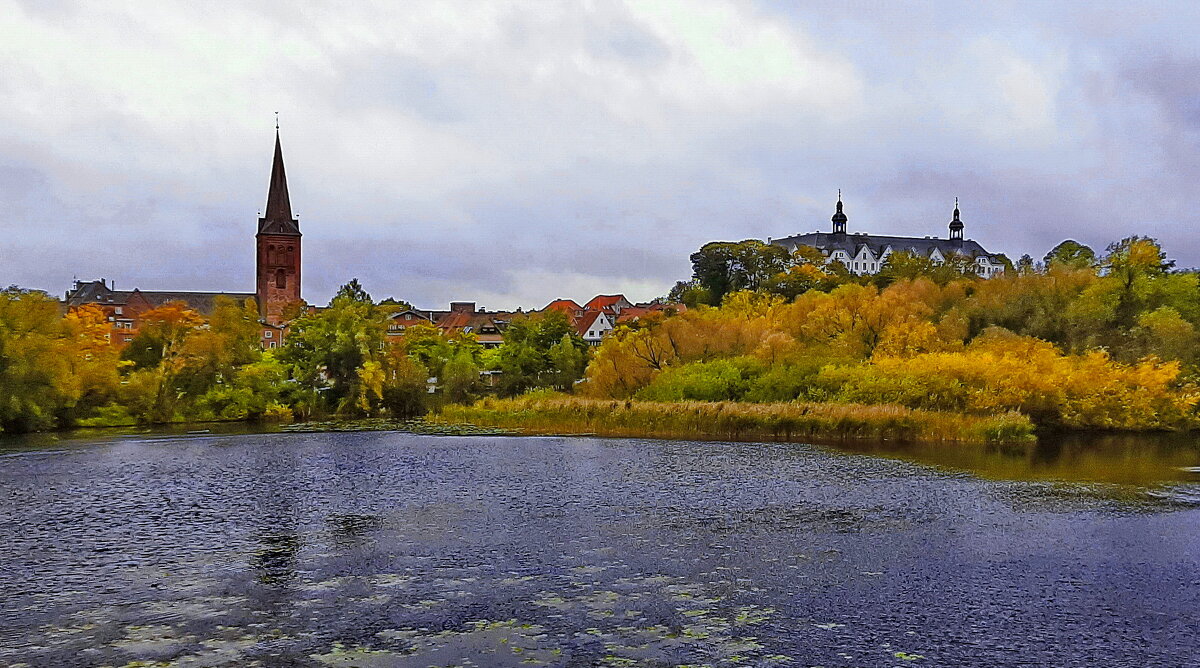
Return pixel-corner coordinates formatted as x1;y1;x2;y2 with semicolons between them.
136;291;257;313
64;280;254;314
258;130;301;237
771;231;996;260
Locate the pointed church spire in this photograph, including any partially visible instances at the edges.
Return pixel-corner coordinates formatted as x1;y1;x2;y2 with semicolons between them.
259;123;300;236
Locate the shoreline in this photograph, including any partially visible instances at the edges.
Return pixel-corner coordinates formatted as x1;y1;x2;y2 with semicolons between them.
437;394;1038;445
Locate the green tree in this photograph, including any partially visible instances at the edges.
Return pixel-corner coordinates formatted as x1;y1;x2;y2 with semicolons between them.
1043;240;1098;270
381;348;429;418
689;240;792;304
494;312;588;396
278;281;387;415
667;280;712;308
196;354;289;420
335;278;372;304
442;349;480;403
548;333;587;390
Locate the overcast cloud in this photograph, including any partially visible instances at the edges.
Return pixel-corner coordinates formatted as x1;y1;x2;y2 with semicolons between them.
2;0;1199;308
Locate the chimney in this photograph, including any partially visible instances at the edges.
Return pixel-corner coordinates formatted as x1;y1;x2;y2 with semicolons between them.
450;301;476;313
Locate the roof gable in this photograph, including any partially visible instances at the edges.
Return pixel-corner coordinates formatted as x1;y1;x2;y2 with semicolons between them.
585;294;632;311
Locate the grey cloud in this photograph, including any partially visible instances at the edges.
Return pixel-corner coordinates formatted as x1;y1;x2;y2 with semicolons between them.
4;1;1200;307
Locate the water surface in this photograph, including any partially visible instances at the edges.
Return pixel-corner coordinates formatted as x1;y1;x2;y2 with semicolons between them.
2;429;1199;667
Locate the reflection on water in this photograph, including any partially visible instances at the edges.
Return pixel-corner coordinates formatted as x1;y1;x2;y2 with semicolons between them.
1;429;1199;667
330;513;386;544
835;430;1200;485
252;533;300;585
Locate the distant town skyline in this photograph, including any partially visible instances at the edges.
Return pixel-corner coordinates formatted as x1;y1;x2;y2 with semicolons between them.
3;1;1199;309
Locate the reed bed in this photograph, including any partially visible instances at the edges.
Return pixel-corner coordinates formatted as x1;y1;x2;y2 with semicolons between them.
438;394;1036;444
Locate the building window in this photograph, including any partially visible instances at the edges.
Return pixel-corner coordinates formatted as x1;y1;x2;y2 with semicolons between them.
275;268;287;289
269;341;277;348
264;330;273;338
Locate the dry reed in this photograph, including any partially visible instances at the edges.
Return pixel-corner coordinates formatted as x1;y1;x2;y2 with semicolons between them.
437;394;1035;444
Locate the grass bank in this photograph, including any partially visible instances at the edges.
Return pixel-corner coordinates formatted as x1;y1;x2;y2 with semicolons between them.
437;394;1036;444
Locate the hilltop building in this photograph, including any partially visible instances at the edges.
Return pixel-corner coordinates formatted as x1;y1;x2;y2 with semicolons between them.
64;128;306;346
769;196;1006;277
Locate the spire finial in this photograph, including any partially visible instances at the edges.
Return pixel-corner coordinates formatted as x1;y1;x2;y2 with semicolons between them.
275;111;279;131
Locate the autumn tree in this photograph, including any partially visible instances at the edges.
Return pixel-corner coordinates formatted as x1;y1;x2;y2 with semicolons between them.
177;297;263;399
60;304;123;421
119;302;204;423
0;289;71;432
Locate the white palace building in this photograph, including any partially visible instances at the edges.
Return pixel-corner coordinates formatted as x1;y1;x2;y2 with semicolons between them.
769;196;1006;278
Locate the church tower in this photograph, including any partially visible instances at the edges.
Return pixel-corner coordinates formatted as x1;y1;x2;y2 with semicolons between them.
256;127;302;324
948;197;964;242
831;190;847;234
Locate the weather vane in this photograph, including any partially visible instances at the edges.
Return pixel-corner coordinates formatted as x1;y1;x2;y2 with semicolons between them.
275;111;279;130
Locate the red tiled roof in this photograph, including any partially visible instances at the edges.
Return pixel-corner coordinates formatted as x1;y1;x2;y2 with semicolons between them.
436;311;514;336
615;306;651;323
436;311;471;330
615;302;687;324
544;299;583;313
575;310;605;337
584;294;629;310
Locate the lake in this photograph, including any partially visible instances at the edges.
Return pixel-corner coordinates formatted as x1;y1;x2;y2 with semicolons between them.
1;428;1199;667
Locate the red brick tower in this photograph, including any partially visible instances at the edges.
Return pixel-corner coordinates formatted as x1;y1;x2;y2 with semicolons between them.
256;128;302;324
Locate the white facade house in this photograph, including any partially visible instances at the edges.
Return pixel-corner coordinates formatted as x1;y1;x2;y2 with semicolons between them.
576;310;614;346
770;198;1006;278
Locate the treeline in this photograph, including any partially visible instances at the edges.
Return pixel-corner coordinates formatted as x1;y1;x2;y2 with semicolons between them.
0;280;587;434
588;237;1200;431
4;235;1197;435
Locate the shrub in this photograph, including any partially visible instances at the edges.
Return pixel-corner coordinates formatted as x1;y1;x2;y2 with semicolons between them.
635;357;763;402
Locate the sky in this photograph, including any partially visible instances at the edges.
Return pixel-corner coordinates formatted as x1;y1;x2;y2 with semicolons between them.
2;1;1200;309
